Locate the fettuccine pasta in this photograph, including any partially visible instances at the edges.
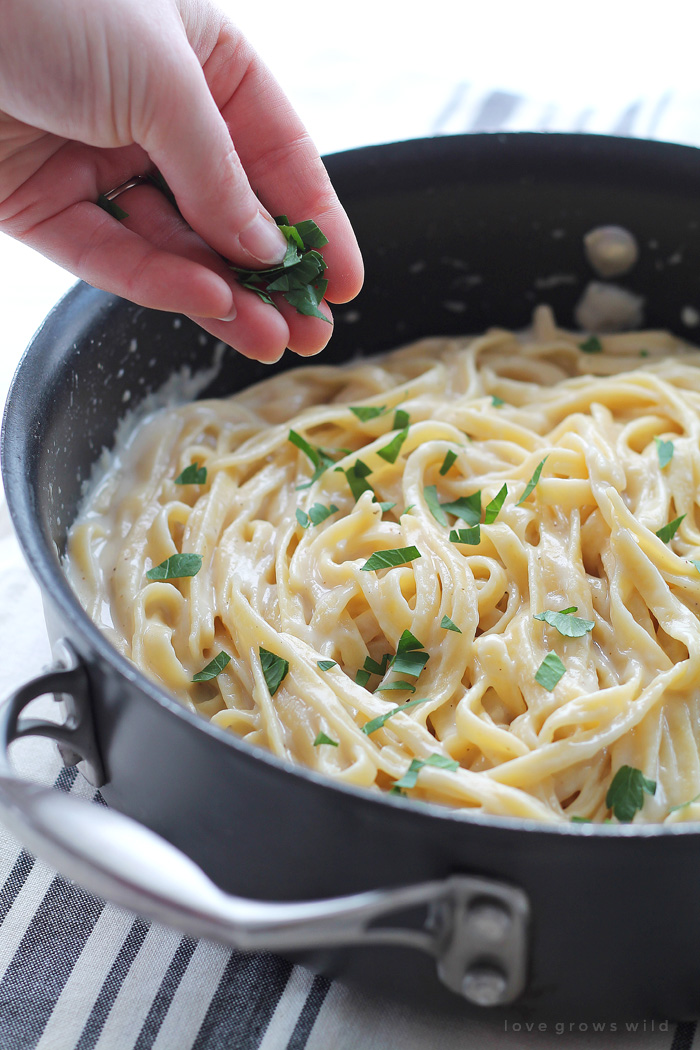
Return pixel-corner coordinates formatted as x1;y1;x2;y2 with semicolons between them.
65;306;700;823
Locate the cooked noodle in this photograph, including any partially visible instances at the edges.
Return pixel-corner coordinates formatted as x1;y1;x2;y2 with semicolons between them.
65;306;700;823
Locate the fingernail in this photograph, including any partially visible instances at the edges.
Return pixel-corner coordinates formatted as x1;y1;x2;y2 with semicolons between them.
238;212;288;265
215;304;237;322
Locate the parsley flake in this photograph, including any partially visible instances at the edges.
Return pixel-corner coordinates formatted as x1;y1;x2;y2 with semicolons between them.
579;335;603;353
375;680;417;693
424;487;481;528
361;697;432;736
517;456;548;506
349;405;386;421
449;525;481;545
296;503;339;529
344;459;374;501
394;753;459;790
377;426;409;464
654;437;674;469
656;514;685;543
491;394;506;407
288;430;334;488
313;732;339;747
393;409;410;430
440;614;462;633
484;484;508;524
361;546;422;571
606;765;656;822
355;669;371;688
391;650;429;677
534;608;594;638
439;450;458;475
317;660;337;671
259;647;289;695
192;651;230;682
535;652;566;690
146;553;202;581
363;654;391;676
175;462;207;485
668;791;700;814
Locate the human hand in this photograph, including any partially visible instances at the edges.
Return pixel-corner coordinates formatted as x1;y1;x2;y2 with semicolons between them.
0;0;363;362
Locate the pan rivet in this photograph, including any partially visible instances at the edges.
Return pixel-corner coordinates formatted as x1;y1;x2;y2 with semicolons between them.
468;899;512;941
462;964;508;1006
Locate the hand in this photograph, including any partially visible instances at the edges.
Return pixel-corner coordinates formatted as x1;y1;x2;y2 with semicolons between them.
0;0;364;362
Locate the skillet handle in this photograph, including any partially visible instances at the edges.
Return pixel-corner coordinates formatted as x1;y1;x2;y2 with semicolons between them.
0;642;530;1007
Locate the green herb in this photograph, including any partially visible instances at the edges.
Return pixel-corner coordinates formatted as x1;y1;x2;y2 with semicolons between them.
605;765;656;822
391;650;429;677
288;429;334;488
363;654;391;676
668;791;700;814
534;608;594;638
424;485;448;526
656;514;685;543
424;487;481;527
355;669;371;688
440;614;462;633
296;503;339;529
390;786;407;796
361;697;432;736
443;493;482;526
192;651;230;682
344;459;374;501
654;437;674;469
401;505;415;516
491;394;505;407
439;450;458;476
377;426;409;464
691;559;700;575
313;732;339;747
349;405;386;421
375;680;417;693
146;553;202;581
640;349;650;358
96;194;129;221
394;753;459;790
317;660;337;671
397;630;424;652
484;484;508;524
517;456;548;506
570;816;592;823
535;652;566;690
175;462;207;485
393;409;410;430
579;335;603;354
449;526;481;545
377;501;396;513
231;217;330;321
361;546;422;571
259;647;289;695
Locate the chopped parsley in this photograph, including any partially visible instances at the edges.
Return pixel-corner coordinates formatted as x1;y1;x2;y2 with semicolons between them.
375;680;416;693
517;456;548;506
668;791;700;814
361;546;422;571
491;394;506;407
393;408;410;430
440;614;462;633
317;660;337;671
146;553;202;581
377;426;409;464
259;647;289;695
344;459;374;501
393;753;459;790
296;503;339;529
424;486;481;528
288;429;335;488
192;651;230;682
313;732;339;747
534;607;594;638
654;437;674;469
484;484;508;524
175;462;207;485
361;697;432;736
449;525;481;545
535;652;566;690
363;653;391;676
439;450;458;475
349;405;387;421
656;514;685;543
391;649;429;677
579;335;603;354
355;669;371;688
231;217;330;321
605;765;656;821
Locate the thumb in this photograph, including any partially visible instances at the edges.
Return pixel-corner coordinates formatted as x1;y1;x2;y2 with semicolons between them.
138;46;288;268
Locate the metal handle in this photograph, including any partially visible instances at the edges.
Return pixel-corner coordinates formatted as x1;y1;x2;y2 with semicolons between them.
0;642;530;1006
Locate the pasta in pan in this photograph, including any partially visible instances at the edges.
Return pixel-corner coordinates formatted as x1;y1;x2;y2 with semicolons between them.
65;305;700;824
